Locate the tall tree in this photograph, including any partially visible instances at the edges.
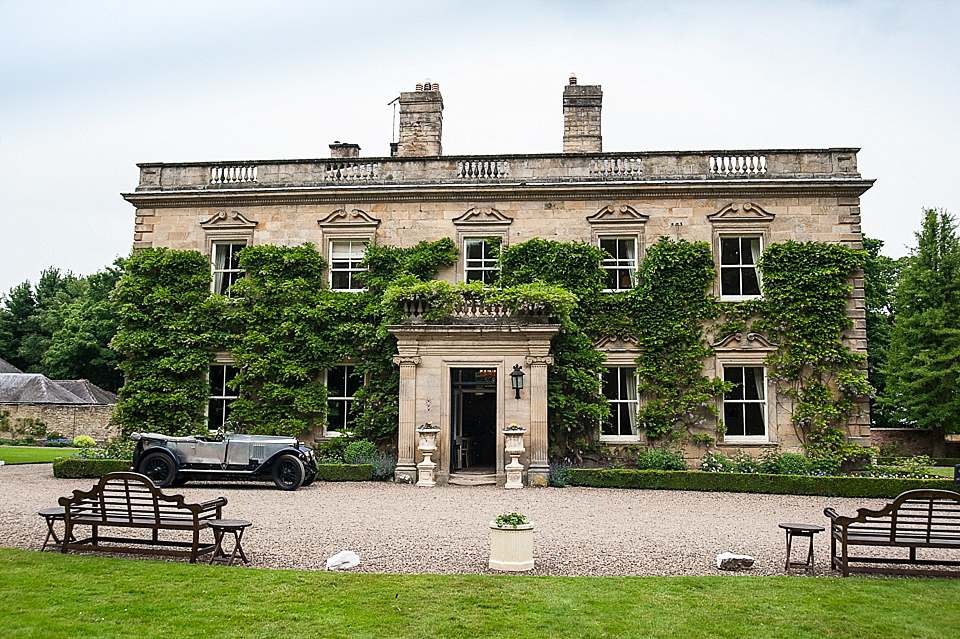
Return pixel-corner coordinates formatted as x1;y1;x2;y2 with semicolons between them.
0;281;37;370
42;262;124;391
882;209;960;431
862;236;900;427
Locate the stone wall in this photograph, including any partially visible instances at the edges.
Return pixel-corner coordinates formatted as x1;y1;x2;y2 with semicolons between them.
0;404;117;444
870;427;960;458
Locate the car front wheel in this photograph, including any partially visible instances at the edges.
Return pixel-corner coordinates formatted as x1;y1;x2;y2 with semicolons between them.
272;455;305;490
138;451;177;487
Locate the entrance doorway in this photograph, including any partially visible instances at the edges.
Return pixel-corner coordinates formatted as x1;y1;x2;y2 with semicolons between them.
451;368;497;471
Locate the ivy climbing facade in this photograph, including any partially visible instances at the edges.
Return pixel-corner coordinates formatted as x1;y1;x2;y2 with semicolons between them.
119;77;875;486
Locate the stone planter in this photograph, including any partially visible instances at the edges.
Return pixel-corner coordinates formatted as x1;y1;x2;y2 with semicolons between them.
489;521;534;571
416;426;440;487
503;427;526;489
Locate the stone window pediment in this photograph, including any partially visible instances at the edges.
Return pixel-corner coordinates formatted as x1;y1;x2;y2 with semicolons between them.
317;208;381;230
586;204;649;225
707;203;775;226
200;210;259;231
711;332;776;352
453;207;513;227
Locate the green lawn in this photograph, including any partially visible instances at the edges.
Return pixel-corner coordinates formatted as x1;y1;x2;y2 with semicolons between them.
1;548;958;639
0;446;77;465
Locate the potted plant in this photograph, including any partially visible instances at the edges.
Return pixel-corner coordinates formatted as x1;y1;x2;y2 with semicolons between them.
488;511;534;571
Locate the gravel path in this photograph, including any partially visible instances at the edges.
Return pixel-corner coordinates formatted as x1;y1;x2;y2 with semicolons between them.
0;464;936;576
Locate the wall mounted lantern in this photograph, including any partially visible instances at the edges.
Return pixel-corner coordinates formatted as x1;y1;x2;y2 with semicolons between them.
510;364;525;399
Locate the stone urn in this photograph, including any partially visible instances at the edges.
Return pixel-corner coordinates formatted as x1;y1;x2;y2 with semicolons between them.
489;514;534;571
502;425;526;489
416;423;440;487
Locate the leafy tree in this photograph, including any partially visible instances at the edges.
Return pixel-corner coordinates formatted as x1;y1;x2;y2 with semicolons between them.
42;263;124;392
882;208;960;432
862;236;900;427
16;269;84;371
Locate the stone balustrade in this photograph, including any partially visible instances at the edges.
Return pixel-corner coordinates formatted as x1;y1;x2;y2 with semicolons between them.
135;149;860;190
400;298;551;323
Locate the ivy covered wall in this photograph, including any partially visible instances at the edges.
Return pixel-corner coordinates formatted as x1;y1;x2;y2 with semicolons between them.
112;236;871;462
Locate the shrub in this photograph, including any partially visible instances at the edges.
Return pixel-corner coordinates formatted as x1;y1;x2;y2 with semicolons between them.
315;438;349;462
700;451;733;473
73;435;96;449
731;451;761;474
567;468;956;498
364;451;397;480
315;463;374;481
53;457;131;478
636;448;687;471
343;440;377;464
549;462;573;487
759;451;809;475
73;439;135;461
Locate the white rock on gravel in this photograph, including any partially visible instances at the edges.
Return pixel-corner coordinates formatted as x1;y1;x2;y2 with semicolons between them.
716;552;755;571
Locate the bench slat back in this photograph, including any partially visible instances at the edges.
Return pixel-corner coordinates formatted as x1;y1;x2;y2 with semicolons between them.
59;472;218;525
842;491;960;542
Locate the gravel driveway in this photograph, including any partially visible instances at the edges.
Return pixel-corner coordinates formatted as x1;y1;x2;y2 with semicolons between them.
0;463;930;576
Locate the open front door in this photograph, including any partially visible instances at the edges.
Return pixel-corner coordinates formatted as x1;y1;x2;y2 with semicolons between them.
451;368;497;472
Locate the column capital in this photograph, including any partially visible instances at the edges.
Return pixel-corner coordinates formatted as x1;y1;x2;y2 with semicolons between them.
393;355;422;366
524;355;554;366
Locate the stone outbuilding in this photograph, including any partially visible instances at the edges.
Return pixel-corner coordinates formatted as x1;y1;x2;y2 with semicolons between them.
0;360;117;443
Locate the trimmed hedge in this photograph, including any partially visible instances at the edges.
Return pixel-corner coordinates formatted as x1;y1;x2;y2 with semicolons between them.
52;457;132;479
568;468;957;499
878;457;960;468
315;463;374;482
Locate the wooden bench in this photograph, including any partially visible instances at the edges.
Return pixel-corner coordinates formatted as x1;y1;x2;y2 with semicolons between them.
58;471;228;563
824;489;960;577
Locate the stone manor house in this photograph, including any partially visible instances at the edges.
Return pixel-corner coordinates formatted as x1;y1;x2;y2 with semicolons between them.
123;77;873;486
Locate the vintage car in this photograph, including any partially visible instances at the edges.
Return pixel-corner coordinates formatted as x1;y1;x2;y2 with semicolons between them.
130;430;319;490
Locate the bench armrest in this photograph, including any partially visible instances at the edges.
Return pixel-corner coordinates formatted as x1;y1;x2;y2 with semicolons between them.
823;507;840;521
198;497;228;512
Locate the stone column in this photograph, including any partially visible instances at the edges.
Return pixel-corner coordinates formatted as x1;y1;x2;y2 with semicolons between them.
525;355;553;487
393;355;421;483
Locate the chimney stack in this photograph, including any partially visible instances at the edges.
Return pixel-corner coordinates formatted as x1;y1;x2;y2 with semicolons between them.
396;80;443;157
329;142;361;159
563;74;602;153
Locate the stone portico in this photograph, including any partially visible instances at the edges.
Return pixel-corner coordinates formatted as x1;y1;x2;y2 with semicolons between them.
389;320;558;487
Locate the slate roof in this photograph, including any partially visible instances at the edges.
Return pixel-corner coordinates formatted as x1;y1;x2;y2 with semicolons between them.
0;358;23;374
0;373;116;405
54;379;118;405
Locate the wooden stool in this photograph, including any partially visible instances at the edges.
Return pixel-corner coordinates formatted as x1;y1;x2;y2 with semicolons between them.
38;507;73;551
779;522;824;573
208;519;252;566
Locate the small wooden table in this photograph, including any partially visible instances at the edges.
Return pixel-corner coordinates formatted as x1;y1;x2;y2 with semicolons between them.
779;522;824;573
208;519;252;566
38;506;73;551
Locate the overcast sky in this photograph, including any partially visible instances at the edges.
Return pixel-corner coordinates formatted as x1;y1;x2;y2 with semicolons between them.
2;0;958;293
